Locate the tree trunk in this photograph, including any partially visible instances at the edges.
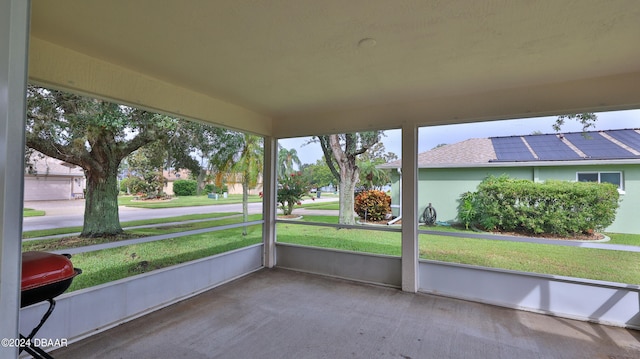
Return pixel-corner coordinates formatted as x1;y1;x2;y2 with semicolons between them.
328;134;360;225
196;169;207;196
242;175;249;235
81;165;123;237
337;164;358;225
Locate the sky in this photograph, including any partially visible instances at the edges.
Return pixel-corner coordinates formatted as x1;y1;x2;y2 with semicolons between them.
279;109;640;166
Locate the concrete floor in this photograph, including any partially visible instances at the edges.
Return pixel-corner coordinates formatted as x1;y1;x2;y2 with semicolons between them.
53;268;640;359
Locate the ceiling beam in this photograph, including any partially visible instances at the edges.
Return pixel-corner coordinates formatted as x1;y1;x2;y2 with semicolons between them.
28;37;272;136
274;71;640;138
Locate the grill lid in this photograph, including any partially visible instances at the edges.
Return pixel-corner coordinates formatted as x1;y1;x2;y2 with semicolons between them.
21;251;77;291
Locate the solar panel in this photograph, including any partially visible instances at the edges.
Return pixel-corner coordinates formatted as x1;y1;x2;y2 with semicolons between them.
564;132;637;159
524;134;582;160
491;137;535;161
605;129;640;153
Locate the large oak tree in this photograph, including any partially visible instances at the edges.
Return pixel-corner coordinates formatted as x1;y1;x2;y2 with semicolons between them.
317;132;381;225
26;86;173;237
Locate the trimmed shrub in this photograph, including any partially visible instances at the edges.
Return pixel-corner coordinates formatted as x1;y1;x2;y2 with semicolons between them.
204;183;228;194
354;190;391;221
120;177;146;194
173;179;198;196
459;175;619;236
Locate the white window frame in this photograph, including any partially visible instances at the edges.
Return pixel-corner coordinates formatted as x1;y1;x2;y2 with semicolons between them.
576;171;624;194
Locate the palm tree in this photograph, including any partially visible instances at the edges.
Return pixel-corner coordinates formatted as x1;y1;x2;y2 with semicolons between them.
210;133;263;235
357;159;391;190
233;134;263;235
278;146;302;177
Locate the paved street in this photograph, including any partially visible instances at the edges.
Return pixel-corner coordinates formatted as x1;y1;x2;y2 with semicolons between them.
22;197;338;231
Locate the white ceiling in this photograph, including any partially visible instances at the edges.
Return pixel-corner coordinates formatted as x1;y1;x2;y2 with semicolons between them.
28;0;640;137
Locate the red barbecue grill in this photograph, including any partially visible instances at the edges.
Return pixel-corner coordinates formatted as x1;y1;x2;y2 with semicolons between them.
20;251;81;359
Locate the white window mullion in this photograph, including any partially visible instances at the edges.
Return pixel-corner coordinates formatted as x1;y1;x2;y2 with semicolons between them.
0;0;30;356
401;124;418;293
262;136;277;268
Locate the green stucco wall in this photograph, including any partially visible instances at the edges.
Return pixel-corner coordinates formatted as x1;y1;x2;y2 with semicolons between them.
417;167;534;226
389;164;640;234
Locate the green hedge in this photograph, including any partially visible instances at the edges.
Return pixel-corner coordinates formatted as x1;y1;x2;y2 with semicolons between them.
173;179;198;196
458;175;619;236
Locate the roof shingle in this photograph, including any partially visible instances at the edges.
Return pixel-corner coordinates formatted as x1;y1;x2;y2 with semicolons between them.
381;129;640;168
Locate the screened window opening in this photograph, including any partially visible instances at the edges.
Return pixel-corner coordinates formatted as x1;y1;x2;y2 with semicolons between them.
577;172;623;191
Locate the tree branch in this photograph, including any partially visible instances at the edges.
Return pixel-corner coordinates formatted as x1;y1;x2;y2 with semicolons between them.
318;135;341;183
25;136;88;168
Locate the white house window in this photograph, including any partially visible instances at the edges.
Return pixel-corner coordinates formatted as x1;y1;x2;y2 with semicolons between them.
577;171;624;193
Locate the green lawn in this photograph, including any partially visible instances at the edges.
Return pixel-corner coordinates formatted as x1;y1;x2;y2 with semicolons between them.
277;215;640;284
22;194;256;219
419;234;640;284
118;194;261;208
67;225;262;291
292;215;640;247
277;223;402;255
23;208;45;217
289;215;339;224
23;213;263;291
22;212;242;239
22;212;640;292
604;232;640;246
299;202;340;210
22;213;259;252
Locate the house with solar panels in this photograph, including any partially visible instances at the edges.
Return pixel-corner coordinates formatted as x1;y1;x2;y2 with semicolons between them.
381;128;640;234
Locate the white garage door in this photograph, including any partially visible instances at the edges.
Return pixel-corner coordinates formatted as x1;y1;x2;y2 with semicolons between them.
24;177;71;201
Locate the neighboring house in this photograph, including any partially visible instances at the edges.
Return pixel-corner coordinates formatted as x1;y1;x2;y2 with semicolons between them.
225;173;263;196
24;151;86;201
381;129;640;234
162;169;191;196
162;169;263;196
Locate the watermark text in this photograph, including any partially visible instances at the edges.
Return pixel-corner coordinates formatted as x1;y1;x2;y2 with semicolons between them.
2;337;68;348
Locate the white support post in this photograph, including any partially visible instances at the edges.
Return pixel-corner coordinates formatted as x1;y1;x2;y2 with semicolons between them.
0;0;30;356
401;124;419;292
262;136;277;268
